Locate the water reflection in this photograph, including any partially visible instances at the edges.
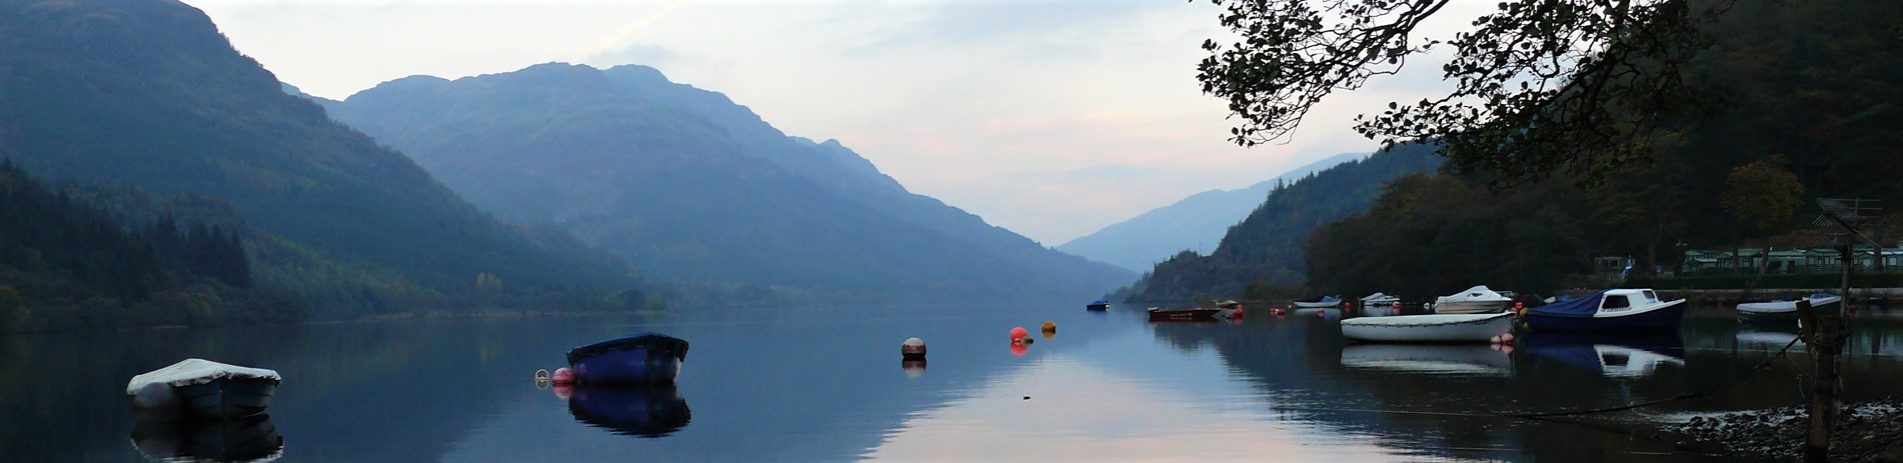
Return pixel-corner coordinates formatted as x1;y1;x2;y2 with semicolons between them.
1523;333;1685;378
564;385;691;438
1339;344;1513;376
130;413;283;462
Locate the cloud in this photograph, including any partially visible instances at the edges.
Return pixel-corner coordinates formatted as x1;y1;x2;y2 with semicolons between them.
586;43;683;67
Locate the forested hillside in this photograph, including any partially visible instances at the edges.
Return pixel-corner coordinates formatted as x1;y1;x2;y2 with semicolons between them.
1306;0;1902;300
0;0;651;320
1127;143;1441;301
320;63;1133;301
0;162;298;332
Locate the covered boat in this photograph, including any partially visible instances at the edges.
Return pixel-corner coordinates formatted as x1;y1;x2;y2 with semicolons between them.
1086;299;1110;311
1338;313;1514;343
1736;293;1841;323
1522;289;1685;332
568;333;690;386
1293;295;1342;308
1147;307;1221;322
1431;285;1513;314
126;359;280;419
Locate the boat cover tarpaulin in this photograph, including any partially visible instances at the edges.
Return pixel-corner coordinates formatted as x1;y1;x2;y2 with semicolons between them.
568;332;690;364
1528;290;1609;318
126;358;281;395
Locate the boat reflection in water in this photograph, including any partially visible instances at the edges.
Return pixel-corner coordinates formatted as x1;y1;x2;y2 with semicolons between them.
565;384;692;438
1736;327;1804;351
1524;333;1686;378
131;412;283;462
1339;344;1513;377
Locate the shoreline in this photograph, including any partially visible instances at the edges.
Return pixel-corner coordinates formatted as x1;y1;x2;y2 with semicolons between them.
1667;399;1903;462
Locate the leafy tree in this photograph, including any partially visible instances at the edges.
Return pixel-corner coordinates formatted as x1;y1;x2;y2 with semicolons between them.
1720;154;1805;236
1197;0;1735;186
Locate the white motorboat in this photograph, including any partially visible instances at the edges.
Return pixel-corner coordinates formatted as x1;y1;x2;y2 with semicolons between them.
1359;292;1401;306
1293;295;1343;308
1339;312;1515;343
1736;293;1841;323
1431;285;1513;314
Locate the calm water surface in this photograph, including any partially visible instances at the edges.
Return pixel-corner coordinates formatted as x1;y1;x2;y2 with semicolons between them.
3;302;1900;462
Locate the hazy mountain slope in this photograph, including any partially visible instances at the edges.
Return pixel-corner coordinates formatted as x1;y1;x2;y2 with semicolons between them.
0;0;636;308
1130;143;1442;301
1056;152;1365;272
320;63;1132;300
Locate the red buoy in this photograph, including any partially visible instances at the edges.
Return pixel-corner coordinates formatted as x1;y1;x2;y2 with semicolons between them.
1010;326;1028;341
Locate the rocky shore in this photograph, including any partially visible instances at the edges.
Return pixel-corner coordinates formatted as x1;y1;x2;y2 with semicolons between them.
1672;399;1903;462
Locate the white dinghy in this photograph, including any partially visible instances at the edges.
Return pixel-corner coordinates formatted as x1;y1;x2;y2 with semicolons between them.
1339;312;1515;343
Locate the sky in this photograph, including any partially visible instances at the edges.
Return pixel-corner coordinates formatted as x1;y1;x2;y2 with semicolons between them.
194;0;1477;244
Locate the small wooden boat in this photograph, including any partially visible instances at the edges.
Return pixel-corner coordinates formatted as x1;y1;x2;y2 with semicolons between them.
1431;285;1513;314
1522;289;1685;332
1339;313;1514;343
568;333;690;385
1736;293;1841;323
567;384;692;438
1147;307;1220;322
126;359;281;420
1293;295;1342;308
1086;299;1110;311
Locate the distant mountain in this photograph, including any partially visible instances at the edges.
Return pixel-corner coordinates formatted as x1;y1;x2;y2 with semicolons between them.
318;63;1134;301
1056;152;1366;272
0;0;641;315
1129;143;1441;302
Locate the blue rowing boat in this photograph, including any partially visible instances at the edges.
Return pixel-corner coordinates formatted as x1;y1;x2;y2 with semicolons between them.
567;333;690;386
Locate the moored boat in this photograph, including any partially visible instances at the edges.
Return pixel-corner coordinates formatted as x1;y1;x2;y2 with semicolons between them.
1086;299;1110;311
568;333;690;386
126;359;281;420
1214;300;1244;319
1522;289;1685;332
1147;307;1221;322
1338;312;1515;343
1359;292;1400;306
1736;293;1842;323
1293;295;1342;308
1431;285;1513;314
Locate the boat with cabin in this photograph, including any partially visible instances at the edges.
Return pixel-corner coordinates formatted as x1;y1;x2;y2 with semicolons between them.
1086;299;1110;311
1521;289;1685;332
1338;312;1515;343
568;333;690;386
1431;285;1513;314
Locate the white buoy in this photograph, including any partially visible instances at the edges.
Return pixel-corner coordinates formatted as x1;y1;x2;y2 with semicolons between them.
902;337;927;360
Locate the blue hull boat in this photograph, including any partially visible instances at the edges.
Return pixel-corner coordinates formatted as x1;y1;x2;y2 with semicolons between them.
1522;289;1685;332
568;333;690;386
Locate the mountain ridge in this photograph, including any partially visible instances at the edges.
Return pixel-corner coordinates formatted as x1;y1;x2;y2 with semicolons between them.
1056;152;1366;272
319;62;1133;300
